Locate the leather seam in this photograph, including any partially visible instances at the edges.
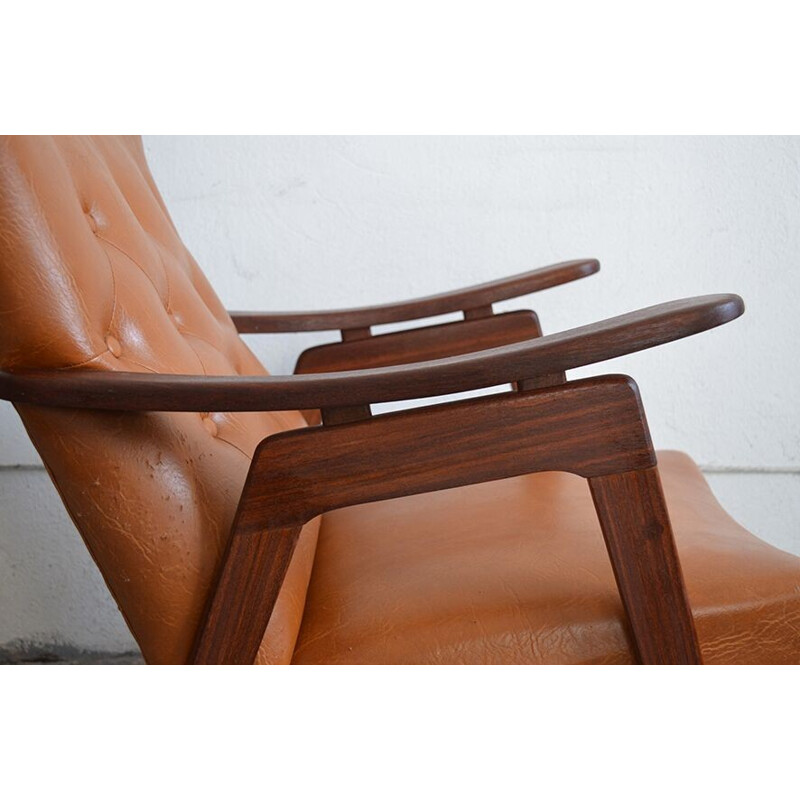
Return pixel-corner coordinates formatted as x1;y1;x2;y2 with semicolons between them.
215;436;252;460
155;244;173;313
53;246;117;371
178;328;226;359
95;233;170;309
101;244;119;336
180;333;208;377
57;349;112;370
120;357;159;374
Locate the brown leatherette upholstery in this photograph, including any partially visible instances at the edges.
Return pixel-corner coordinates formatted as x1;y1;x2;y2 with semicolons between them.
294;452;800;664
2;137;799;665
0;136;318;664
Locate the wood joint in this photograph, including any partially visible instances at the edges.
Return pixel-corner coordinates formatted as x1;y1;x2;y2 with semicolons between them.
321;405;372;425
517;372;567;391
191;374;701;665
341;326;372;342
463;305;494;321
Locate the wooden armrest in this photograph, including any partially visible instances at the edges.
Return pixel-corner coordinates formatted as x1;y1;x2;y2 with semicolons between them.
0;294;743;412
228;258;599;333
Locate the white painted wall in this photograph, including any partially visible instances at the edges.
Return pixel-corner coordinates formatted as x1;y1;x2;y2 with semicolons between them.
1;136;799;656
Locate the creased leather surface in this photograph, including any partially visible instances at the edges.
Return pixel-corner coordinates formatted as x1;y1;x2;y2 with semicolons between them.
293;451;800;664
0;136;318;664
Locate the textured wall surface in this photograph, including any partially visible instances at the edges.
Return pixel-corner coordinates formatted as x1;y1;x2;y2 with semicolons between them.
1;135;798;657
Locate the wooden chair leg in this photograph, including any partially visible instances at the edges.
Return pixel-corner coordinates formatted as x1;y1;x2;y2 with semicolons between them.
191;526;302;665
588;467;702;664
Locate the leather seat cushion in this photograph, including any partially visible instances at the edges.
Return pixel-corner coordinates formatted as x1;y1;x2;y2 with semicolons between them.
292;451;800;664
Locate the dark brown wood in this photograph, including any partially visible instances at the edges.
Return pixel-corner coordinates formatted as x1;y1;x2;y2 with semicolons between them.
321;405;372;425
589;468;703;664
511;313;566;389
241;376;656;525
517;374;566;390
297;312;545;426
190;374;700;664
463;305;493;320
228;259;600;333
296;311;543;374
341;327;371;342
191;523;302;664
0;295;745;412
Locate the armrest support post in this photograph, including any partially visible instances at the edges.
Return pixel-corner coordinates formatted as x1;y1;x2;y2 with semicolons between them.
341;327;372;342
463;305;494;320
297;310;546;426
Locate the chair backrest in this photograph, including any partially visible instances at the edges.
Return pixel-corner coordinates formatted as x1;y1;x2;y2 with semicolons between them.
0;136;320;663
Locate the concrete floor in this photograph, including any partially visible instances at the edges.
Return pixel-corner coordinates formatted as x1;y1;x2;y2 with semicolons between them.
0;644;144;664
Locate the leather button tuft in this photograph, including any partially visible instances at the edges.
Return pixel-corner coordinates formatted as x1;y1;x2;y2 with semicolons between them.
106;335;122;357
202;416;218;437
86;212;99;233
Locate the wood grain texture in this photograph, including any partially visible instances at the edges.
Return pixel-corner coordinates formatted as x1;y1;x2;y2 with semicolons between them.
295;310;543;375
0;295;744;412
189;374;703;664
229;259;599;333
589;468;703;664
296;311;545;426
237;376;656;528
191;525;302;665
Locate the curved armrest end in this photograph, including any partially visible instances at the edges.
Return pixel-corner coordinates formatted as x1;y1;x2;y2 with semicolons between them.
230;258;600;333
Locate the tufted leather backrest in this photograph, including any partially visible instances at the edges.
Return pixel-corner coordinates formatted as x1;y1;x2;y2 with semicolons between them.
0;136;320;664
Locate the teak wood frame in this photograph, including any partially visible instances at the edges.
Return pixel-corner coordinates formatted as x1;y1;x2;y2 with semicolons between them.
0;259;745;665
192;376;700;665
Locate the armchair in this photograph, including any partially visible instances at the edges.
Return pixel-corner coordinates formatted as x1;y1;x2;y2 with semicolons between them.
1;135;798;664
